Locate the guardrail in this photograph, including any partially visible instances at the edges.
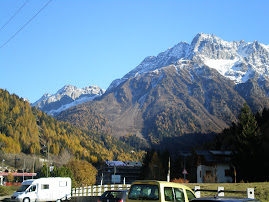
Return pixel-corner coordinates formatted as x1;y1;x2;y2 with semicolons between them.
194;186;255;199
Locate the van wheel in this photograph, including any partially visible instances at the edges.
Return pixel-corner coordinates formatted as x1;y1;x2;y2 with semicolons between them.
23;198;30;202
56;200;61;202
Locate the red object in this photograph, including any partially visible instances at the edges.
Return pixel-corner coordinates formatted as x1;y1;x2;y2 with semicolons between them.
182;169;188;175
0;172;37;176
5;182;21;186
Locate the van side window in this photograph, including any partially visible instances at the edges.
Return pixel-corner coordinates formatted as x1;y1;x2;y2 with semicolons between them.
164;187;185;202
41;184;49;189
59;181;67;187
164;187;173;201
186;190;196;200
174;188;185;202
29;185;36;192
128;184;159;200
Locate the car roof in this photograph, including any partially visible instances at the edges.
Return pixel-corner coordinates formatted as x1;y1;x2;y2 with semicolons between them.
131;180;192;190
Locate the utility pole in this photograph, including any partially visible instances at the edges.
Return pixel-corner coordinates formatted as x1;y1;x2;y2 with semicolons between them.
1;159;4;170
32;148;35;179
47;141;49;178
183;155;186;183
23;159;25;182
167;157;170;182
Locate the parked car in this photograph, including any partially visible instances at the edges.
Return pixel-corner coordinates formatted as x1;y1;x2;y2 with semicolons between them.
98;190;129;202
127;180;196;202
190;196;261;202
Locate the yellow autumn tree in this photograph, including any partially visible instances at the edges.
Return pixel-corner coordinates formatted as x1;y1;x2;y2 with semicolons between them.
67;159;97;187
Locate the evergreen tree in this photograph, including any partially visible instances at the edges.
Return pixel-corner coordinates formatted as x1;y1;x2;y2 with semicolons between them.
233;103;262;181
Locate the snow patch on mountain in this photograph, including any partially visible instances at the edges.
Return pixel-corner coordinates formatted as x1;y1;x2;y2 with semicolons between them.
45;94;99;116
32;85;105;116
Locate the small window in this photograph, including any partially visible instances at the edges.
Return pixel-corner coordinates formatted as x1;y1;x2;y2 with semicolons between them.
186;190;196;200
225;169;232;177
59;181;67;187
205;171;212;175
41;184;49;189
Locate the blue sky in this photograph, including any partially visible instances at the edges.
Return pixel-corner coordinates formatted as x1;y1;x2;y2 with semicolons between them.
1;0;269;103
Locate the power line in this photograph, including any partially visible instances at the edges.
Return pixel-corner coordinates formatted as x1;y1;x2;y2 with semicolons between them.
0;0;53;49
0;0;30;32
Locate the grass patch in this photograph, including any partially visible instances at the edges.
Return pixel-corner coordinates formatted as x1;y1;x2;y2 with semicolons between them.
187;182;269;202
0;185;19;196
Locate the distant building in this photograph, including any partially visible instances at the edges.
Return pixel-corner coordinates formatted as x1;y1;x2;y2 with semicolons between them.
97;161;142;185
195;150;233;183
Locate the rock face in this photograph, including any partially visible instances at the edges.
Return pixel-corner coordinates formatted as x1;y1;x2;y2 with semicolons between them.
32;85;105;116
55;33;269;147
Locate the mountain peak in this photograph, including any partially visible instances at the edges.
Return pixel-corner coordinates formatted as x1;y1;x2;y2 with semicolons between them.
32;85;105;116
108;33;269;91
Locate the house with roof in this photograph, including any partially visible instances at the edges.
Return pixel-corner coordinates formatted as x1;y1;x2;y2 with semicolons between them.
97;161;142;185
195;150;233;183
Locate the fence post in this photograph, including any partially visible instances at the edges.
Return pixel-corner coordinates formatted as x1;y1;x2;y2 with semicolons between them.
83;186;87;196
218;187;224;197
98;185;102;196
247;188;254;199
75;188;79;197
93;185;97;196
72;188;75;197
194;186;200;198
104;185;108;192
87;185;92;196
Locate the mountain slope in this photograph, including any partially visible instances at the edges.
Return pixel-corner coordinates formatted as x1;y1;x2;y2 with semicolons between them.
0;89;145;161
56;33;269;148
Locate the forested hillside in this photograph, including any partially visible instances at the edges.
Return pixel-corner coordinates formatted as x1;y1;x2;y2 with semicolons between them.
0;89;145;162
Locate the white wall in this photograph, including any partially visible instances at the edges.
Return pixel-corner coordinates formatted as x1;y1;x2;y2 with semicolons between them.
216;163;233;183
197;164;232;183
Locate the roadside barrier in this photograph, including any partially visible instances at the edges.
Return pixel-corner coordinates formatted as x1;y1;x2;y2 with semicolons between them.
72;184;255;199
194;186;255;199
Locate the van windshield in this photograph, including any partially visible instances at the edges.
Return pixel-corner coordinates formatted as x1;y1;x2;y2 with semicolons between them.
128;184;159;200
17;185;30;192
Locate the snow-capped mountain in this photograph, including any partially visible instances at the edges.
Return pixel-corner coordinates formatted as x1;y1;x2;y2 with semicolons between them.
32;85;105;116
108;33;269;91
57;33;269;150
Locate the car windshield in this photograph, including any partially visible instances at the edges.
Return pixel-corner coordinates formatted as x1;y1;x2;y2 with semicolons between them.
101;191;125;199
128;184;159;200
17;185;30;192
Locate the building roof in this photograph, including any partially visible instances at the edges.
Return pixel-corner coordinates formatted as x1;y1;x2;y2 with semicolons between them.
105;161;142;167
195;150;232;163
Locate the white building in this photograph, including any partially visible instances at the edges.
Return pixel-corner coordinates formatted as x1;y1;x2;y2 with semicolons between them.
195;150;233;183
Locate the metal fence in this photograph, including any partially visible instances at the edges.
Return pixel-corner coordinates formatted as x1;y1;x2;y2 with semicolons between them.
72;184;255;199
72;184;131;197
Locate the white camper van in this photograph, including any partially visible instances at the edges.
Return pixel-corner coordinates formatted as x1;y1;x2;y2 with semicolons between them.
11;177;71;202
